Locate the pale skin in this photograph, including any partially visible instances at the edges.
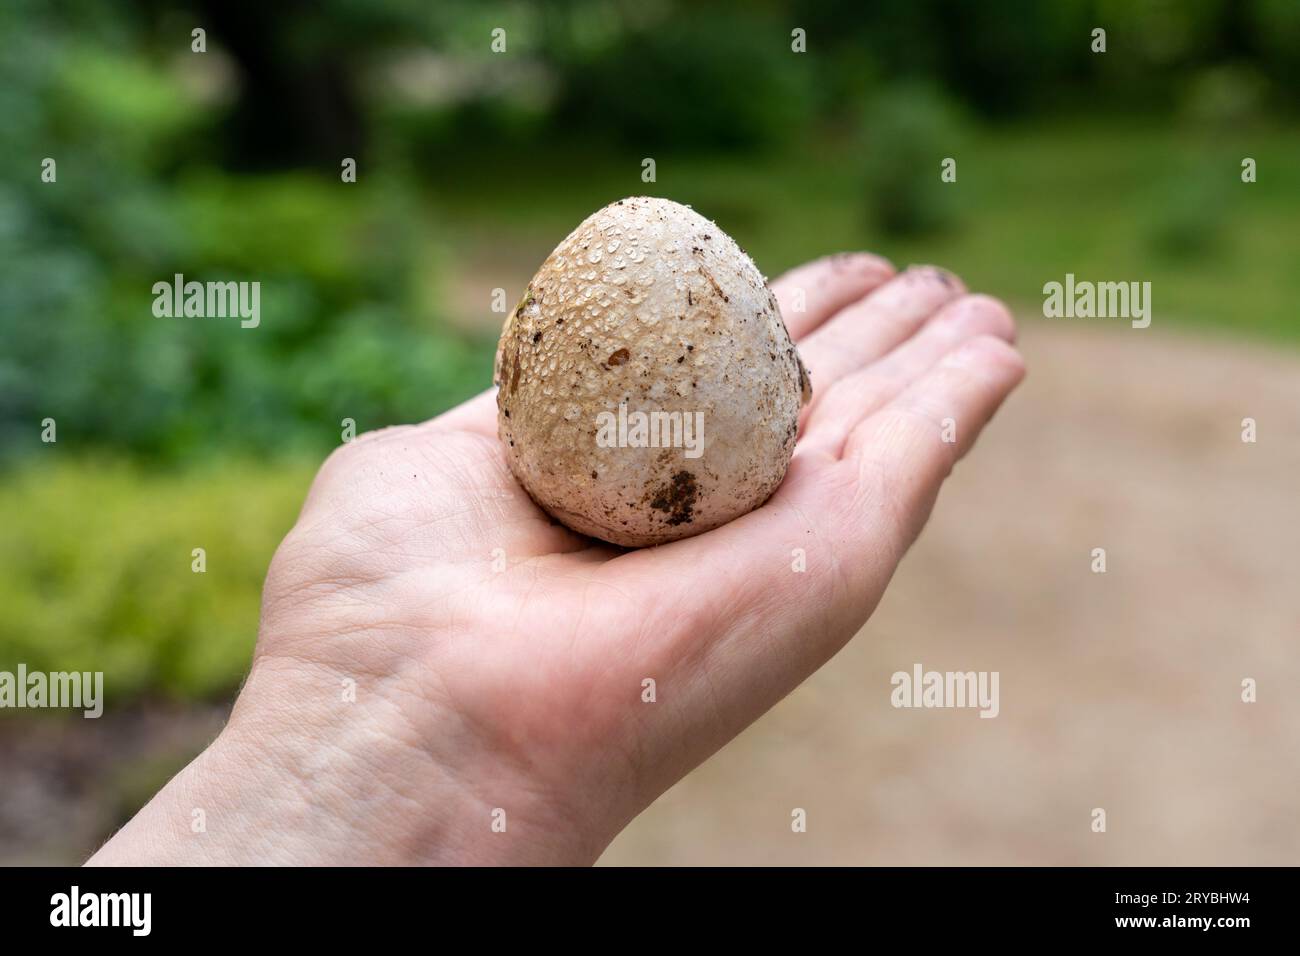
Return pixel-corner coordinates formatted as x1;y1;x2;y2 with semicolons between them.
88;254;1024;866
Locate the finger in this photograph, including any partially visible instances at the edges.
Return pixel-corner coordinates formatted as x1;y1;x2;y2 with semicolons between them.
797;294;1016;460
585;336;1023;787
770;252;895;340
427;387;499;437
796;265;967;400
597;337;1023;715
843;334;1026;552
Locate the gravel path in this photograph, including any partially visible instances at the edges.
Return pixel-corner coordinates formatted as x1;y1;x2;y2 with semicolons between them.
601;317;1300;865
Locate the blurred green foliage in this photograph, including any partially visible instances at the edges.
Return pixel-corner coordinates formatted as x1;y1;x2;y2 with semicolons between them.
0;6;494;465
1;0;1298;705
0;458;311;699
862;85;966;236
1148;157;1231;260
553;10;817;150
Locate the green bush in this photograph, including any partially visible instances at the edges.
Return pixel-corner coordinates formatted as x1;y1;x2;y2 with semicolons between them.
0;458;313;703
861;84;965;237
1147;157;1231;260
0;12;493;466
555;11;817;151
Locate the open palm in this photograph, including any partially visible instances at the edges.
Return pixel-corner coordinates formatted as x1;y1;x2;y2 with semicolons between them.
95;253;1023;866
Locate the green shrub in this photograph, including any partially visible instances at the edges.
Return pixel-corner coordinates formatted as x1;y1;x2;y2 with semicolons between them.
555;11;817;151
862;84;965;237
0;10;492;466
0;458;313;703
1147;158;1230;260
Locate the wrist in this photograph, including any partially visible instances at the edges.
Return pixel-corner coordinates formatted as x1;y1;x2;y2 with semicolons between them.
90;658;602;866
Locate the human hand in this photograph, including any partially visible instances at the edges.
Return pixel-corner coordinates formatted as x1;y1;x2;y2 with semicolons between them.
89;254;1023;866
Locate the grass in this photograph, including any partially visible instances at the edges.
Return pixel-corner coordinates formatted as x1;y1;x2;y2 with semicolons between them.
430;119;1300;343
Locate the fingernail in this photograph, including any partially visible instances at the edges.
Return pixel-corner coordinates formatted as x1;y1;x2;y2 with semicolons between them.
830;251;890;274
906;264;961;289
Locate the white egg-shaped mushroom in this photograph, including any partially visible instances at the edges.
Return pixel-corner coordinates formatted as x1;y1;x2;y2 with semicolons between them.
495;196;810;547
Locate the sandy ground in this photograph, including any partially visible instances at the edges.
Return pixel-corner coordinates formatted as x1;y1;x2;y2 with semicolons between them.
599;317;1300;865
0;705;228;865
3;318;1297;865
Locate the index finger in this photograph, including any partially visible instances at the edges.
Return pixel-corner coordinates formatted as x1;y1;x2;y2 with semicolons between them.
770;252;896;340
